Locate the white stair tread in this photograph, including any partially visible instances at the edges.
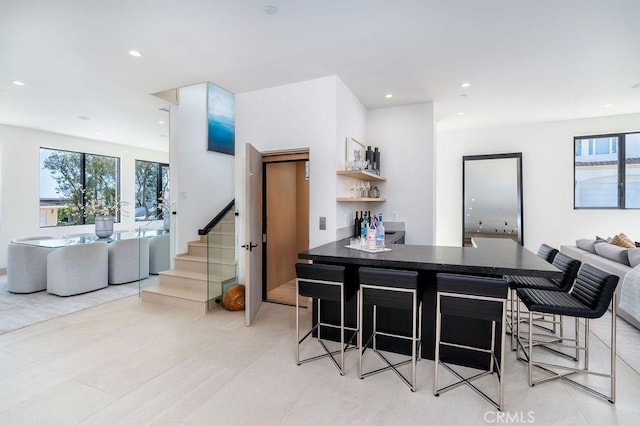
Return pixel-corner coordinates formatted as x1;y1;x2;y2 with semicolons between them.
175;255;208;263
142;283;208;302
160;269;235;283
188;241;234;248
160;269;207;281
176;254;236;264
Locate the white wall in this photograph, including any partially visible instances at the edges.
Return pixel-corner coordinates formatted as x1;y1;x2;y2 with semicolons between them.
335;78;368;233
0;124;168;268
367;103;436;244
436;113;640;252
175;84;235;255
235;76;339;255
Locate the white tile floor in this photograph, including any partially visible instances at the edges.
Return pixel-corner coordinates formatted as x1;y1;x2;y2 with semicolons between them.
0;297;639;425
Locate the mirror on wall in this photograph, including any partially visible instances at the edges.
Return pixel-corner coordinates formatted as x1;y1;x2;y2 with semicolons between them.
462;153;523;247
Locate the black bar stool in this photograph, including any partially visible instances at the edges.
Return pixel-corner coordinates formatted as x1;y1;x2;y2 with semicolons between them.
295;263;358;376
537;243;559;263
505;251;581;351
358;267;421;391
434;273;509;411
505;244;557;336
516;263;619;403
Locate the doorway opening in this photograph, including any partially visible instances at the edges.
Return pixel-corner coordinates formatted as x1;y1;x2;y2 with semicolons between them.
262;151;309;307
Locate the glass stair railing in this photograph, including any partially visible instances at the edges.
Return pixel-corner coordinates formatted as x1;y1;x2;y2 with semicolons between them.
206;206;237;311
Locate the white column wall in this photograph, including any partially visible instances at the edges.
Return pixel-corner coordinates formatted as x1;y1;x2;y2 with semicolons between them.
235;76;344;285
367;103;436;244
336;78;368;234
175;84;235;255
0;124;168;268
436;113;640;251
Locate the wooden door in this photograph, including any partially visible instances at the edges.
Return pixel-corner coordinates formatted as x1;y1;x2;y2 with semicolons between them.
266;162;298;293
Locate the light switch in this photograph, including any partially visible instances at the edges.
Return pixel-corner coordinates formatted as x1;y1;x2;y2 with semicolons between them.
319;216;326;230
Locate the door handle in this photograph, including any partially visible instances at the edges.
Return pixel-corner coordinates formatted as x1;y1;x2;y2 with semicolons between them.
241;242;258;251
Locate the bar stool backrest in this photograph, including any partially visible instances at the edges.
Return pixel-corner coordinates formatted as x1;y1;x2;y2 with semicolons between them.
359;267;418;310
537;244;559;263
295;263;345;302
551;252;582;291
570;263;619;318
437;274;508;322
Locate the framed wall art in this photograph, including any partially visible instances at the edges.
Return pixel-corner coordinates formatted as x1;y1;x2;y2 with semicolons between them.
207;82;235;156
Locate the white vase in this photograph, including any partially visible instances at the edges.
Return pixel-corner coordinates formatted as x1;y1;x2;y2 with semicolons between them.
95;215;114;238
163;213;170;231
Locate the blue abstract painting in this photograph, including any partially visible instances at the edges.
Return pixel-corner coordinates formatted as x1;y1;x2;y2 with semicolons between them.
207;82;235;155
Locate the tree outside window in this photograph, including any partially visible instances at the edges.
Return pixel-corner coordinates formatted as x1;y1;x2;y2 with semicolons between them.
135;160;169;221
40;148;120;226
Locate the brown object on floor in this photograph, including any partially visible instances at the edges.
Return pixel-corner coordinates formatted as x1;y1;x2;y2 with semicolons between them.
222;284;245;311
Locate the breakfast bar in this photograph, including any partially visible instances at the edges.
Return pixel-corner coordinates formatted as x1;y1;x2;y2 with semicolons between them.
299;237;563;369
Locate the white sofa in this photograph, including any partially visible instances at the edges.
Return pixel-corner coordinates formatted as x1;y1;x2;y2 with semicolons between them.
47;242;109;296
561;238;640;329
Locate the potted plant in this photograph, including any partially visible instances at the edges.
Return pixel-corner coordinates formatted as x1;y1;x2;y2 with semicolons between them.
77;190;128;238
157;196;170;231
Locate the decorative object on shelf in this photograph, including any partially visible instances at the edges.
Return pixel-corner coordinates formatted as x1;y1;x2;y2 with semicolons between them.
368;186;380;198
366;145;373;168
336;169;386;202
345;137;367;170
373;147;380;174
94;215;114;238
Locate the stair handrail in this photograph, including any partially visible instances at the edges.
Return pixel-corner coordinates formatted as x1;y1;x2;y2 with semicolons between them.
198;199;235;235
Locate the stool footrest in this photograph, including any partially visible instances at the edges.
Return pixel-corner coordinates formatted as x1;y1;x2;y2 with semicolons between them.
361;349;417;392
435;362;502;411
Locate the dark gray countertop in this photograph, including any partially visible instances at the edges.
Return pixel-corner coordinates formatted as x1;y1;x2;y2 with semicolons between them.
299;237;562;278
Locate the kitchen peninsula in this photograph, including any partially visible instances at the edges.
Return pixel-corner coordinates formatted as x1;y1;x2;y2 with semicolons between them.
299;238;562;367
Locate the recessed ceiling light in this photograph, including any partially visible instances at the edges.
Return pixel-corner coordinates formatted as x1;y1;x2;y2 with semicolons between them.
12;80;25;86
158;106;170;113
265;6;277;15
458;112;465;116
129;50;142;57
460;82;471;88
158;120;166;124
604;104;613;108
95;132;102;136
632;83;640;89
385;94;393;99
159;134;167;138
78;115;91;120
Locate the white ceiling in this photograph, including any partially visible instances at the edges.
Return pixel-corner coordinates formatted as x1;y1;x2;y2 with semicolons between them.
1;0;639;152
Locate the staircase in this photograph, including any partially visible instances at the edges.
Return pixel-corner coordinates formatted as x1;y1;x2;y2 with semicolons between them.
141;210;237;313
